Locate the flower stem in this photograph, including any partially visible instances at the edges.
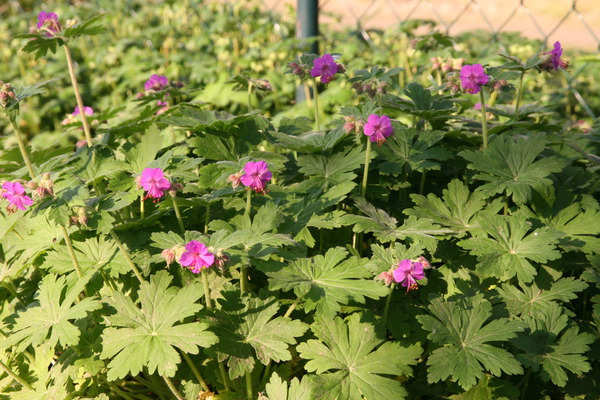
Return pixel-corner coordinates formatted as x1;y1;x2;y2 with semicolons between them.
382;286;394;326
240;265;249;294
245;189;252;216
361;139;372;197
247;81;253;111
110;229;144;284
64;44;93;147
419;170;427;194
60;225;83;279
245;370;253;400
312;79;320;132
171;195;185;235
218;361;231;392
204;203;211;234
10;121;36;179
514;70;525;120
202;268;213;310
479;90;489;149
180;351;210;392
162;375;185;400
0;359;33;390
284;297;301;318
140;196;145;219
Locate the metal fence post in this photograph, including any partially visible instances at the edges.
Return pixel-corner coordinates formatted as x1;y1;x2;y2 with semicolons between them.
296;0;319;103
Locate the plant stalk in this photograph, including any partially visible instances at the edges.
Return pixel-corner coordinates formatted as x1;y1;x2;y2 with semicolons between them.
361;139;372;197
245;189;252;216
312;79;320;132
283;297;300;318
218;361;231;392
514;70;525;120
202;268;213;310
0;359;33;390
64;44;93;147
110;229;144;284
479;90;489;149
171;195;185;235
204;203;211;234
382;286;394;326
245;370;253;400
10;121;36;179
180;351;210;392
61;225;83;279
162;375;185;400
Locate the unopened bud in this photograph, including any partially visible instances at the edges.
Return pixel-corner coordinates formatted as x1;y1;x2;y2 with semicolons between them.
227;172;243;189
376;270;395;287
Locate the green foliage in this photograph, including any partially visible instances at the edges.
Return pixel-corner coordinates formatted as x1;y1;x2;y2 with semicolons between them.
297;312;421;400
265;247;389;318
207;292;307;379
418;295;523;390
100;271;218;380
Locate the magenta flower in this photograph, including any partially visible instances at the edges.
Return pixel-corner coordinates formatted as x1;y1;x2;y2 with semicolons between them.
156;101;168;115
36;11;61;36
1;181;33;213
393;259;425;293
139;168;171;199
310;54;339;84
179;240;215;273
240;161;272;194
551;41;563;70
73;106;94;116
364;114;393;145
144;74;169;91
460;64;489;94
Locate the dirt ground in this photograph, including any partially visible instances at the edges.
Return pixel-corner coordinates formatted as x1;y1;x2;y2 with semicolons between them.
258;0;600;51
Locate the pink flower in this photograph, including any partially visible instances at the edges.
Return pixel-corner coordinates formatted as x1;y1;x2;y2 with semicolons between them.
37;11;61;36
139;168;170;199
376;270;395;287
393;259;425;293
240;161;272;194
310;54;339;84
460;64;489;94
364;114;393;145
73;106;94;116
144;74;169;91
179;240;215;273
156;101;168;115
1;181;33;213
541;41;569;72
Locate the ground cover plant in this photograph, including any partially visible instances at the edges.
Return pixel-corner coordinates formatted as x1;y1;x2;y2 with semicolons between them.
0;1;599;399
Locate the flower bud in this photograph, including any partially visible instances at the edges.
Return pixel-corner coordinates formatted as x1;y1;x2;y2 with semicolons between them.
376;270;395;287
227;171;243;189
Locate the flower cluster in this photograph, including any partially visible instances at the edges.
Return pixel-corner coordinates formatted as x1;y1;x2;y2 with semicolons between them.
430;56;464;73
1;181;34;214
459;64;489;94
62;106;94;125
288;54;344;83
144;74;169;91
540;41;569;72
377;256;430;293
363;114;393;145
137;167;171;200
229;161;272;194
0;82;16;109
36;11;61;36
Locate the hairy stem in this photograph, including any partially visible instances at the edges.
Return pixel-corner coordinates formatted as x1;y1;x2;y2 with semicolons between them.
245;370;253;400
64;44;93;147
60;225;83;279
479;90;489;149
204;203;211;234
180;351;210;392
218;362;231;392
312;79;321;132
382;286;394;326
514;70;525;120
171;195;185;235
110;229;144;284
162;375;185;400
361;139;372;197
0;359;33;390
10;121;36;179
202;268;213;310
245;189;252;216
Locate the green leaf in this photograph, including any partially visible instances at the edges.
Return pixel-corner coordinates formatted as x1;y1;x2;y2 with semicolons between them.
16;34;63;59
297;312;421;400
123;124;165;174
460;135;568;205
207;292;308;379
417;295;523;390
100;271;218;380
458;215;562;282
265;247;389;318
496;277;587;317
366;242;425;276
406;179;502;236
72;148;129;183
512;303;594;387
264;372;314;400
62;14;107;38
378;128;452;174
1;272;101;352
297;146;364;189
449;375;519;400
